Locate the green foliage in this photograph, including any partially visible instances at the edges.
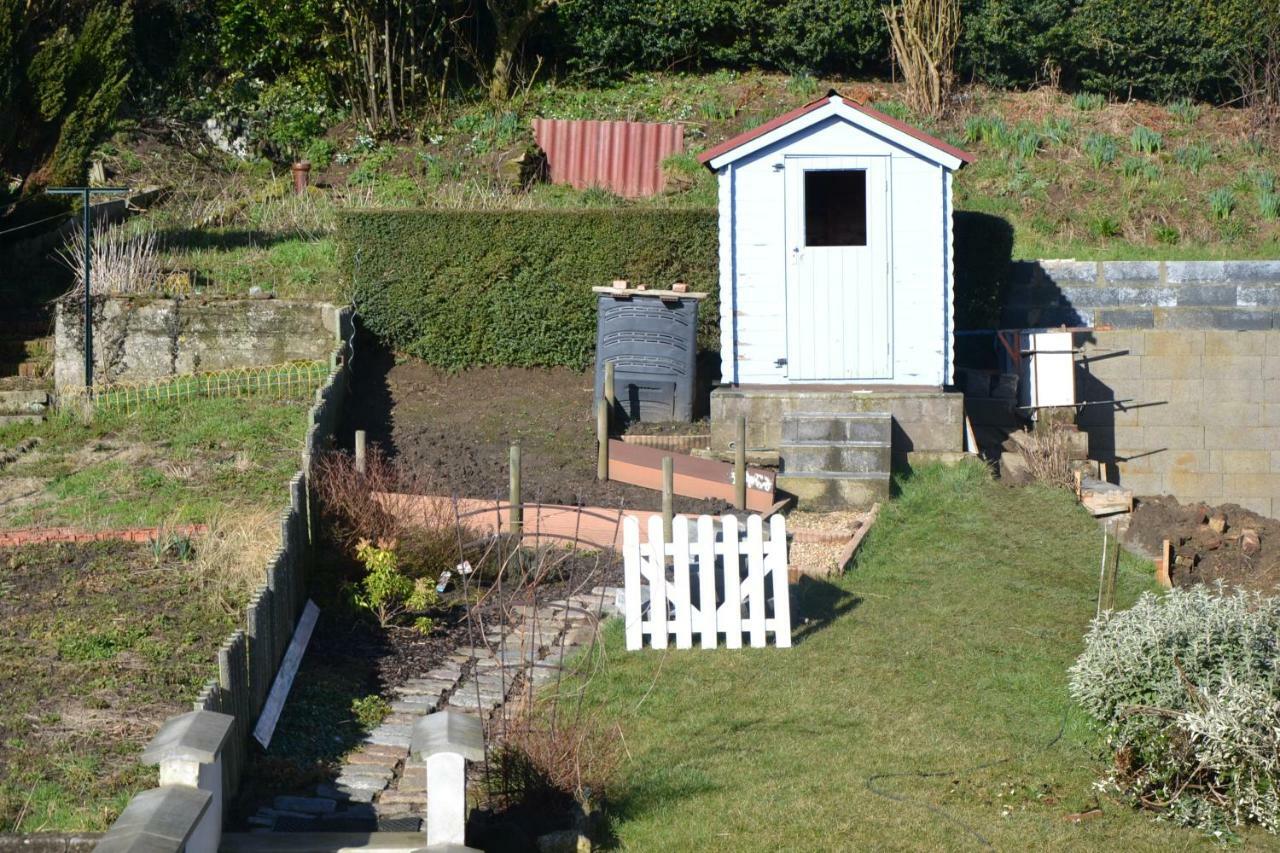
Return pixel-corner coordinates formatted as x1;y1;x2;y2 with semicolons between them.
1154;225;1181;244
870;100;910;122
1083;132;1119;167
1121;156;1159;181
1208;187;1237;220
255;72;330;159
1167;97;1201;124
1089;214;1122;238
1175;142;1214;174
1070;586;1280;837
352;538;439;629
1129;125;1162;154
1039;115;1074;147
303;137;336;168
339;209;720;369
1260;191;1280;221
1072;91;1107;111
958;0;1072;88
963;115;1009;146
350;694;391;730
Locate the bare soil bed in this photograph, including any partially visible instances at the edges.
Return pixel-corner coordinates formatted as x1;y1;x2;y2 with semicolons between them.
346;351;726;515
1126;495;1280;594
0;541;239;832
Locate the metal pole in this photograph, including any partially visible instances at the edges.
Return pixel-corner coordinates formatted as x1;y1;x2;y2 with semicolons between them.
82;189;92;389
735;415;747;511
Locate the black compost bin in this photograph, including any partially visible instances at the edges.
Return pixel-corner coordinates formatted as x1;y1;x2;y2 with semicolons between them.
592;287;705;423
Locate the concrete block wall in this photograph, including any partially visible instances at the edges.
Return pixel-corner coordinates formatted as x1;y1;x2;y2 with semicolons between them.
1004;259;1280;331
1077;328;1280;516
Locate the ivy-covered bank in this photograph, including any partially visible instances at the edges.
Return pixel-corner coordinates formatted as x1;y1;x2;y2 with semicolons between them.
338;208;718;370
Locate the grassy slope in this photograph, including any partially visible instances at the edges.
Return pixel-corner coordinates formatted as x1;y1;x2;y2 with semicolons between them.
94;72;1279;302
573;463;1245;850
0;396;310;529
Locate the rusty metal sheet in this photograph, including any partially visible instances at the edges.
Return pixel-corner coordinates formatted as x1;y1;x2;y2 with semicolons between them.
531;119;684;198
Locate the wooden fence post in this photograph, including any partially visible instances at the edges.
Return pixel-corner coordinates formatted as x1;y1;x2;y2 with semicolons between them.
604;360;616;411
735;416;747;511
510;444;522;540
597;398;609;481
354;430;367;474
662;456;674;543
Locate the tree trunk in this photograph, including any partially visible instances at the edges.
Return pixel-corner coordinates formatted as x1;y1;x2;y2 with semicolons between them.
489;18;520;101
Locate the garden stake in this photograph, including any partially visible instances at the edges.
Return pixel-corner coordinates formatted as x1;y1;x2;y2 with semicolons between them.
510;443;522;539
597;397;609;481
355;430;367;474
662;455;674;543
604;360;616;411
735;415;747;511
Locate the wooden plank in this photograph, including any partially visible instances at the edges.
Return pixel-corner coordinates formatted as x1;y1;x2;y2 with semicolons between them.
745;515;767;648
592;285;709;300
720;515;743;649
646;515;668;649
609;439;775;512
836;503;881;572
1157;539;1172;589
767;515;791;648
623;516;643;651
671;516;693;649
696;515;718;649
252;600;320;748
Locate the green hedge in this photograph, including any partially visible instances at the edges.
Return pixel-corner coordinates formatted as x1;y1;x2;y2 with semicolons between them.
338;209;720;370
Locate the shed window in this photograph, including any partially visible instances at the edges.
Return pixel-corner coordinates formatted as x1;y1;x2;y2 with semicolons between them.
804;170;867;247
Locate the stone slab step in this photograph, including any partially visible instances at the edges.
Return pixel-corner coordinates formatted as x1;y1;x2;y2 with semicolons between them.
777;471;890;510
220;831;427;852
0;413;43;426
781;412;891;444
779;441;890;475
0;389;49;415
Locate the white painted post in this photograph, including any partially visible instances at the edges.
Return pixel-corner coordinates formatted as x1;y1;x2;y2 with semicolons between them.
354;429;367;473
646;514;669;649
745;514;767;648
411;711;484;852
720;515;743;649
768;514;792;648
623;515;643;651
671;516;693;649
139;710;234;853
696;515;718;649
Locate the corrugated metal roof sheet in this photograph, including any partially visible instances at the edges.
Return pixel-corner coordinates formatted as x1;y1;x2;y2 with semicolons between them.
531;119;684;198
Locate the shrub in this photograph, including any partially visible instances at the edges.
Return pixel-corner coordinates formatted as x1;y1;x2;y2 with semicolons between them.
1209;187;1237;220
351;694;391;729
1154;224;1181;244
957;0;1073;89
1083;132;1118;167
1129;125;1162;154
963;114;1008;145
1089;213;1121;238
352;538;438;630
339;209;719;370
1069;585;1280;837
1175;142;1214;174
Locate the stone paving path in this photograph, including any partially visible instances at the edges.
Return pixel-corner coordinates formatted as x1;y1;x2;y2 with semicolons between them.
246;585;623;833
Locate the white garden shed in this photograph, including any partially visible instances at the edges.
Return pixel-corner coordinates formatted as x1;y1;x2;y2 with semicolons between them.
700;92;974;387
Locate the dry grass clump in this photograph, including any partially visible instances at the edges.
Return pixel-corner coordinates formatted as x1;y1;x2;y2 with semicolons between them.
1016;421;1077;489
494;709;623;812
58;222;164;296
186;507;281;611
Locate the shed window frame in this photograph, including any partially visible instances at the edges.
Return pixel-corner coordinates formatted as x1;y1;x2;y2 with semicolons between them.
803;168;868;248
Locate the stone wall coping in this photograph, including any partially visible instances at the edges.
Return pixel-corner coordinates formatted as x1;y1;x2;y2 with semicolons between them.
411;711;484;761
92;786;211;853
141;711;235;766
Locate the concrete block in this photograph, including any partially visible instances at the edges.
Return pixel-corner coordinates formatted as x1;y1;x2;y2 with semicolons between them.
1267;334;1280;358
1040;260;1099;283
1156;307;1274;330
1139;401;1203;427
1264;355;1280;380
1203;331;1270;356
1176;285;1238;306
1264;404;1280;427
1166;470;1224;497
1091;330;1146;356
1209;450;1272;474
1265;379;1280;403
1141;355;1203;381
1231;496;1274;516
1223;260;1280;280
1082;354;1142;382
1143;330;1205;357
1237;285;1280;307
1166;261;1229;282
1202;356;1263;379
1166;449;1210;473
1221;472;1280;498
779;442;890;474
1115;470;1165;496
1115;286;1177;307
1203;401;1262;426
411;710;484;761
142;711;234;766
1141;425;1205;450
1203;426;1280;450
1062;286;1116;307
1097;308;1155;329
1102;260;1160;282
775;472;889;510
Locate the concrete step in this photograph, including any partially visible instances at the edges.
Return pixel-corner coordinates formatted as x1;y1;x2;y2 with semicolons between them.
777;471;890;510
779;441;890;475
0;389;49;416
780;412;891;444
219;832;426;852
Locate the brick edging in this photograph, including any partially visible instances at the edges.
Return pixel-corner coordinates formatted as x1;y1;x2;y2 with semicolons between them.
0;523;208;547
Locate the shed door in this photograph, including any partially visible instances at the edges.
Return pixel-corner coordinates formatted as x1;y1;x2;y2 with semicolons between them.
784;155;892;380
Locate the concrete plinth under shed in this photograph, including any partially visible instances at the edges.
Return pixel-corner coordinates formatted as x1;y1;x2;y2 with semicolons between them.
710;384;965;469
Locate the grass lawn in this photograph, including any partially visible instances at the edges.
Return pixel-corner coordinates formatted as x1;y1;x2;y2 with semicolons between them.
0;540;240;832
0;396;311;530
573;462;1254;850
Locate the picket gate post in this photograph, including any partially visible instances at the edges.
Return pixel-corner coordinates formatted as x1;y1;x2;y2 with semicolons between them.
769;514;792;648
696;515;718;649
646;514;668;649
671;516;693;649
623;515;643;651
745;514;768;648
720;515;743;649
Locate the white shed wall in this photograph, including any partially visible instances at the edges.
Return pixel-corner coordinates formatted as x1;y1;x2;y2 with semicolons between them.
716;115;952;387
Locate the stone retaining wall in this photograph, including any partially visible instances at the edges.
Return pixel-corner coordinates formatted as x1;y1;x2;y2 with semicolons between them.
1076;328;1280;517
1003;259;1280;330
54;297;340;389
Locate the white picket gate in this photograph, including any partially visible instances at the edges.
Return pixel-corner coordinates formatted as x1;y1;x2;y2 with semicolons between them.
623;514;791;650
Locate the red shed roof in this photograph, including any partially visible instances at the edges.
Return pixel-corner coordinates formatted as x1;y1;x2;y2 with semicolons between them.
698;92;974;169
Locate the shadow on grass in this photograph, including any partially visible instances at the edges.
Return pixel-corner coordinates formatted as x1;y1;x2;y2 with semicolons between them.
592;772;720;851
790;575;861;645
156;227;310;253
